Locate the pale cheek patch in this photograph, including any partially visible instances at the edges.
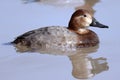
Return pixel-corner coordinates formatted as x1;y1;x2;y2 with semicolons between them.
82;17;92;27
86;17;92;24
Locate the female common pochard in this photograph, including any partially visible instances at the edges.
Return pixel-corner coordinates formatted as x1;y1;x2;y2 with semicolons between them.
12;9;108;52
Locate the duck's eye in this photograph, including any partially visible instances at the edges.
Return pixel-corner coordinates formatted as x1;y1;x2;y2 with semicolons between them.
83;15;87;17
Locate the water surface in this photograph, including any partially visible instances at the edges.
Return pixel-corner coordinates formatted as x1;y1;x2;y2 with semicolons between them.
0;0;120;80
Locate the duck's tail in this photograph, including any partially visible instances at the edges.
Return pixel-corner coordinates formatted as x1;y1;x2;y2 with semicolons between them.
2;42;13;45
11;38;32;52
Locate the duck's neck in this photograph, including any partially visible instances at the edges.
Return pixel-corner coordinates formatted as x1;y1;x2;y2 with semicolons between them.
78;28;89;34
68;20;89;34
68;26;89;34
67;25;79;31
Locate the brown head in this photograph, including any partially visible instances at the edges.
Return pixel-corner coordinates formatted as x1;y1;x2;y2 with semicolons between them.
68;9;108;34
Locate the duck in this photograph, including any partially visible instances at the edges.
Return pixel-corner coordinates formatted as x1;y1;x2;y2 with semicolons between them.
12;9;108;52
22;0;84;7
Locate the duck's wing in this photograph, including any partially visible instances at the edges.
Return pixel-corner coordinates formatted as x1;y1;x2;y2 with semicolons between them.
12;28;36;45
12;26;55;45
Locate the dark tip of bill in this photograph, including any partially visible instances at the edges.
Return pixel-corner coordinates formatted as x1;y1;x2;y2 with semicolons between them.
102;25;109;28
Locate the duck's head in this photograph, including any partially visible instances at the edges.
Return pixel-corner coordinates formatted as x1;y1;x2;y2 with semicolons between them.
68;9;108;34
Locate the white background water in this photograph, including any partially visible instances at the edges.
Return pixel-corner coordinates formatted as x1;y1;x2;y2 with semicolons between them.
0;0;120;80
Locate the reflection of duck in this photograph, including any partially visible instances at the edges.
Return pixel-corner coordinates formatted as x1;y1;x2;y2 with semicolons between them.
12;9;108;52
69;45;109;79
69;54;108;79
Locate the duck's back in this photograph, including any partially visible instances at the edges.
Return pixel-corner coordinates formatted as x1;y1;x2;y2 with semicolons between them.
13;26;78;52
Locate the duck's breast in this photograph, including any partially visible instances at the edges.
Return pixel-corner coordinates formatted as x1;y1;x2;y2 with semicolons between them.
77;30;99;48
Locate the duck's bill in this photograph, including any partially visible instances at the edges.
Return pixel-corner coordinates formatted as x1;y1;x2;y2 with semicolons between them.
90;17;109;28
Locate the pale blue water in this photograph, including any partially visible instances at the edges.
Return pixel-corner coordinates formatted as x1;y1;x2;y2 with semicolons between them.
0;0;120;80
